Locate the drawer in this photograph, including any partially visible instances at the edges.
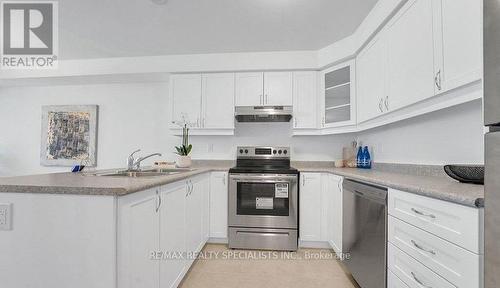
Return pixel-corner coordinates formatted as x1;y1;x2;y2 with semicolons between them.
388;270;410;288
388;242;455;288
389;215;483;288
388;188;483;253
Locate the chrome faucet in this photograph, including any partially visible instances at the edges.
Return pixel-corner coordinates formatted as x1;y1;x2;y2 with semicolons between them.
127;149;162;171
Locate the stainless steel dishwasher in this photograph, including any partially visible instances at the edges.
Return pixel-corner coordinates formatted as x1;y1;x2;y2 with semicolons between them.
342;179;387;288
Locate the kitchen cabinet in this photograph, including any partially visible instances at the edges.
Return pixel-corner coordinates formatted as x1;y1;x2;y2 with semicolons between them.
118;188;161;288
170;73;235;134
118;174;210;288
386;0;435;111
325;174;343;256
209;172;228;240
300;173;344;248
292;71;318;129
356;30;388;123
235;72;264;106
185;176;208;267
433;0;482;93
320;60;356;128
159;183;186;288
388;188;484;288
235;72;293;106
264;72;293;106
202;73;235;129
299;173;323;242
170;74;203;127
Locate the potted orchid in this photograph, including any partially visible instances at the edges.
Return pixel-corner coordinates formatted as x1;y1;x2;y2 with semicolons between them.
174;123;192;168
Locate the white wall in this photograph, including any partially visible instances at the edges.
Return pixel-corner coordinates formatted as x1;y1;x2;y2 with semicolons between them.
0;82;175;176
357;99;484;165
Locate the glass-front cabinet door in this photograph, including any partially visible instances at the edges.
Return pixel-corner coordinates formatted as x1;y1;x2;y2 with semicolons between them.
320;59;356;128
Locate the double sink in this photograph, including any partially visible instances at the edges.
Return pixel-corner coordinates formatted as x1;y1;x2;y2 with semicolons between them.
92;168;196;178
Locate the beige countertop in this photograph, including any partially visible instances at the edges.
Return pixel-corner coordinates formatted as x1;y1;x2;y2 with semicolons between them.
0;161;233;197
293;162;484;208
0;160;484;207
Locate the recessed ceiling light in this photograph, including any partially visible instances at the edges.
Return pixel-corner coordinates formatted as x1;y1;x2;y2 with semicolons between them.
151;0;168;5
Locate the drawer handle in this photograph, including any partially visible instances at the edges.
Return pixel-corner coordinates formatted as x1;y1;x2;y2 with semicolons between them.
411;208;436;219
411;240;436;255
411;272;432;288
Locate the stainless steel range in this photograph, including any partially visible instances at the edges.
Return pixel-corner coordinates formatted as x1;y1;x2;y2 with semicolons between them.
228;146;299;251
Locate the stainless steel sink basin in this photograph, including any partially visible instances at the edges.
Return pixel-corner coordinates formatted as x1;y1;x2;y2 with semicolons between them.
93;168;196;178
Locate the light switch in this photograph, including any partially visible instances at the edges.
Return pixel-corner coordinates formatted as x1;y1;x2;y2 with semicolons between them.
0;203;12;230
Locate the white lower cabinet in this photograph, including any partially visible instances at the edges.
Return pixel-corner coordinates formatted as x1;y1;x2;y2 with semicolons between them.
118;174;210;288
326;174;343;256
388;188;484;288
160;182;187;288
299;173;323;242
388;270;410;288
118;188;161;288
209;172;228;239
300;172;343;253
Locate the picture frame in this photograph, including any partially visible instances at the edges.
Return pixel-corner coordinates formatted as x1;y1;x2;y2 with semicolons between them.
40;105;98;167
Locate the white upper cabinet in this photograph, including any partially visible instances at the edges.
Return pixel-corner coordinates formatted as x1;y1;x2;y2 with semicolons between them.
292;71;318;129
235;72;293;106
357;30;389;123
235;72;264;106
170;74;202;128
433;0;482;93
170;73;235;134
202;73;235;129
320;60;356;128
386;0;435;111
264;72;293;106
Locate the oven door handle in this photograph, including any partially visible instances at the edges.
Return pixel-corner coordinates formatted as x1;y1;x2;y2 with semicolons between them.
230;175;298;182
230;178;296;183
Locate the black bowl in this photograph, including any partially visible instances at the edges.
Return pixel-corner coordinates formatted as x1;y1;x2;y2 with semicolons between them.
444;165;484;185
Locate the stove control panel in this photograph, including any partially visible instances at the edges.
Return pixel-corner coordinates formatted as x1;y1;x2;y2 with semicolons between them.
237;146;290;159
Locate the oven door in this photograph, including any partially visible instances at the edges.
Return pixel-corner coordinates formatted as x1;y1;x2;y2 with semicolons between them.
228;173;298;229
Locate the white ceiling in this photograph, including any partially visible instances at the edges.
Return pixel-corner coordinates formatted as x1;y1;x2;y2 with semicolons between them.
59;0;378;59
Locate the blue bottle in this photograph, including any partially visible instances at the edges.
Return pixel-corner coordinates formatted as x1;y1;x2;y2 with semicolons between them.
356;146;363;168
363;146;372;169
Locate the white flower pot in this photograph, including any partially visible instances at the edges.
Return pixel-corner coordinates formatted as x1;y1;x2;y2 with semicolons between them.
176;155;192;168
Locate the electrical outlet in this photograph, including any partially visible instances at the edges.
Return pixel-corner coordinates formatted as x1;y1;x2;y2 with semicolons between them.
0;203;12;231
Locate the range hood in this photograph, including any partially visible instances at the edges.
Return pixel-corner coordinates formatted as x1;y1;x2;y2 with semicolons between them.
235;106;293;122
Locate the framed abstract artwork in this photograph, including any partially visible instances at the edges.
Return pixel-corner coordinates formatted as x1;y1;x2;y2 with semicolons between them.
40;105;98;167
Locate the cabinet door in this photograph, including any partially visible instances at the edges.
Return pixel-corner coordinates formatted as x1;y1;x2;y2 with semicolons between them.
121;189;160;288
235;72;264;106
171;74;202;127
387;0;435;110
435;0;482;92
159;184;186;288
320;60;356;128
200;176;210;242
357;31;388;123
264;72;293;106
186;180;203;264
330;175;343;255
202;73;235;129
209;172;228;239
299;173;323;242
292;71;318;129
